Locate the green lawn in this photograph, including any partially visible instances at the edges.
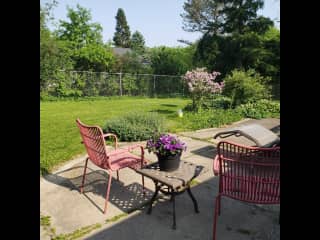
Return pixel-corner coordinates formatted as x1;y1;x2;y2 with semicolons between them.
40;97;190;174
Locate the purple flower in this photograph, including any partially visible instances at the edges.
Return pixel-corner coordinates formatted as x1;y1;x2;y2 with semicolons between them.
146;133;187;156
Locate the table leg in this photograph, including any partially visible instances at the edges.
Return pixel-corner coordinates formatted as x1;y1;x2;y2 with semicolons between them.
147;181;160;214
172;190;176;230
187;186;199;213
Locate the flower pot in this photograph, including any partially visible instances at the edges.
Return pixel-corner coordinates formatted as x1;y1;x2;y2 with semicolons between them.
157;153;181;172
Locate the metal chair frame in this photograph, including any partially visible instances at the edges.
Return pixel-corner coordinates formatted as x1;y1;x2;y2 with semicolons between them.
212;140;280;240
76;118;147;214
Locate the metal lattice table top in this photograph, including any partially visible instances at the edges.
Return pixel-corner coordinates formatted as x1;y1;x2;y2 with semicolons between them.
136;161;204;190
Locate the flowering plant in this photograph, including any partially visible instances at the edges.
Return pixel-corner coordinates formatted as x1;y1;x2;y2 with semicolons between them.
183;68;224;111
146;133;187;157
184;68;224;94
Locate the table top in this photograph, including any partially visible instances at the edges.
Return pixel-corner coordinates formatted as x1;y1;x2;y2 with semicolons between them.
136;160;204;190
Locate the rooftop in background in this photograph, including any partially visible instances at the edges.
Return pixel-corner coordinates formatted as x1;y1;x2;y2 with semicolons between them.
112;47;133;57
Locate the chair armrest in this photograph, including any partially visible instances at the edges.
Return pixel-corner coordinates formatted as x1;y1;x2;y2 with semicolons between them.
128;144;146;167
103;133;118;149
127;144;144;154
213;155;220;176
213;131;238;139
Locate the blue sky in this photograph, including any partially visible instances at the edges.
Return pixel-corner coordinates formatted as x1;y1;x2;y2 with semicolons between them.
41;0;280;47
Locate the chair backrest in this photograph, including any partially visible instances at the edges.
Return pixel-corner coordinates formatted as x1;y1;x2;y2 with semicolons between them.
76;119;110;169
217;141;280;204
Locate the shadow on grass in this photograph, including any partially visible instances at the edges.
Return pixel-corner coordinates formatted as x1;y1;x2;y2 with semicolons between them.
149;109;176;115
160;104;178;107
41;167;49;176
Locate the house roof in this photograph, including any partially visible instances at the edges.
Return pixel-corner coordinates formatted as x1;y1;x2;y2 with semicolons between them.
112;47;132;56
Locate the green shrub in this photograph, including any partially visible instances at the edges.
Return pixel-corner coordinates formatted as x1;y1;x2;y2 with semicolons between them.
203;95;232;110
178;109;243;130
184;95;232;111
236;99;280;119
223;69;271;107
104;111;167;141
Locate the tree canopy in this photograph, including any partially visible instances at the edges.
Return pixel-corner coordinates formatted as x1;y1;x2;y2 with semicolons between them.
56;4;103;48
181;0;273;35
131;31;146;53
113;8;131;47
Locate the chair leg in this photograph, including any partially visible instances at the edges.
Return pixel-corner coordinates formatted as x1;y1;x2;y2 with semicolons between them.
213;196;220;240
142;176;145;195
80;157;89;194
217;195;221;216
104;171;113;214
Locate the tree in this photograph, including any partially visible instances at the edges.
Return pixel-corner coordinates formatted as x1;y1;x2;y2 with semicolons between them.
113;8;131;47
73;44;115;72
56;4;103;48
223;0;265;34
150;46;196;75
194;27;279;83
41;1;74;94
181;0;225;35
130;31;145;53
181;0;272;35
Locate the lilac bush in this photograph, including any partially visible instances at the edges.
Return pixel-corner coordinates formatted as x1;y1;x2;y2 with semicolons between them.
183;68;224;111
146;133;187;157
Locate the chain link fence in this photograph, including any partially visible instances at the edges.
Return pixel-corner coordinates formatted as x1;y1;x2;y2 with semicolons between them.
44;70;188;97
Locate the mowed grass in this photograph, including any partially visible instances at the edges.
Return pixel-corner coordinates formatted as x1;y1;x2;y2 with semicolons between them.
40;97;190;174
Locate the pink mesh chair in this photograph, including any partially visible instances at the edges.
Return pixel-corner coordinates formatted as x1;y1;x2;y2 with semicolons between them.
76;118;147;214
212;141;280;240
213;124;280;176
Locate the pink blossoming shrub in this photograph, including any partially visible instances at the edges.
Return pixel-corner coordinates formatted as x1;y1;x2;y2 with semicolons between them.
183;68;224;111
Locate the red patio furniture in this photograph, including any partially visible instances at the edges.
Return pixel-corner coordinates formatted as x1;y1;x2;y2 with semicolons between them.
213;124;280;175
212;140;280;240
76;118;147;214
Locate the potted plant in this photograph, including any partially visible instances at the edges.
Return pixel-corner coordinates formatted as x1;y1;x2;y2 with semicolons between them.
146;133;187;171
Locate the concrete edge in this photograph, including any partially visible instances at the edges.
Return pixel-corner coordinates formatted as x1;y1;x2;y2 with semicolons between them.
40;155;87;183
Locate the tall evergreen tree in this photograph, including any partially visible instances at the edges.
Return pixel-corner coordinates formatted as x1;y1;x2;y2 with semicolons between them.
113;8;131;47
130;31;145;53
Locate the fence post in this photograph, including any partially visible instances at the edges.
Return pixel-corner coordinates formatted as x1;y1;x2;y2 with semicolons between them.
181;76;184;96
119;72;123;96
153;75;156;95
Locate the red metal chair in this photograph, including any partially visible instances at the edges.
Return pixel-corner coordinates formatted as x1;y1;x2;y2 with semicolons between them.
212;141;280;240
76;118;147;214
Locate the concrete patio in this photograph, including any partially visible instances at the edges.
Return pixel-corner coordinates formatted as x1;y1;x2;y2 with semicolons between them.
40;118;280;240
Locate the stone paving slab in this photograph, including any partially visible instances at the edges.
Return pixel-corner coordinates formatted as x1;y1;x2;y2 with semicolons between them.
40;118;280;239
